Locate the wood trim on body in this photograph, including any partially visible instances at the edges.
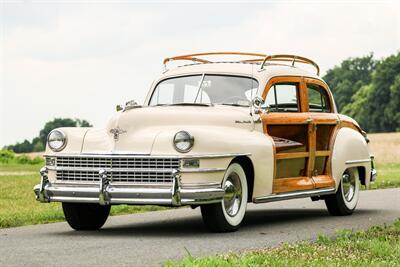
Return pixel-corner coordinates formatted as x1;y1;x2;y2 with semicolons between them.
272;176;315;193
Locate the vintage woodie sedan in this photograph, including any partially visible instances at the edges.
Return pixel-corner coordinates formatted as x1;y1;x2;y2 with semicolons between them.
34;52;377;232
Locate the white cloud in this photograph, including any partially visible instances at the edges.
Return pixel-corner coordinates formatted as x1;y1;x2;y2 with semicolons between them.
0;1;399;147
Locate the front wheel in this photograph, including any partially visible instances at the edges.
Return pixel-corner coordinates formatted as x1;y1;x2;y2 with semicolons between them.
62;203;110;230
200;163;248;232
325;168;360;216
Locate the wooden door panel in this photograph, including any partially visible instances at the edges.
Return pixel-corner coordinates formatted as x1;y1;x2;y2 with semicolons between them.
273;177;314;194
262;76;339;194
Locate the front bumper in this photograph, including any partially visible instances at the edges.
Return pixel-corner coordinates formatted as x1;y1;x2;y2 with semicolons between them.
34;167;224;206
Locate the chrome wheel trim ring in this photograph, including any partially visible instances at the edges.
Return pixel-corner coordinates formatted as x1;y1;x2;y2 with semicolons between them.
342;171;356;202
223;172;243;217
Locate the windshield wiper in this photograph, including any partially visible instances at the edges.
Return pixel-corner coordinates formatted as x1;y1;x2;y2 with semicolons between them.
169;103;213;107
220;103;249;107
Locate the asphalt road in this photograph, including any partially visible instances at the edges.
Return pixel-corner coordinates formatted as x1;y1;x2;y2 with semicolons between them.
1;188;399;267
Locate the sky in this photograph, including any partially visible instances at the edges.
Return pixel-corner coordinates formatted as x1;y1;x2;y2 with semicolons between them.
0;0;399;147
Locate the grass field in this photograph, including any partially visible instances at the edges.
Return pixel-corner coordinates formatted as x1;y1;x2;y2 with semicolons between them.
367;132;400;188
0;164;167;228
0;132;399;229
164;220;400;267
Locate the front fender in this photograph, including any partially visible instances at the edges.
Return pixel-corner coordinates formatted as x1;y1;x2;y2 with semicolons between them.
151;126;274;198
45;127;91;155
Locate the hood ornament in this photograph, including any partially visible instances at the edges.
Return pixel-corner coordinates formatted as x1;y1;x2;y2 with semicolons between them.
110;127;127;141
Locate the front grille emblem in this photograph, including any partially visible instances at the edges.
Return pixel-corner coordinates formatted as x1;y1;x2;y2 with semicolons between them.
110;127;127;141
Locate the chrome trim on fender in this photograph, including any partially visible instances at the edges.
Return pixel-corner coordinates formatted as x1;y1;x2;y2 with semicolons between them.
345;159;371;165
253;187;336;204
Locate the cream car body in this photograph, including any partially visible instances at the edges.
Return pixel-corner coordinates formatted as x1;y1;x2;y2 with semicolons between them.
35;53;376;232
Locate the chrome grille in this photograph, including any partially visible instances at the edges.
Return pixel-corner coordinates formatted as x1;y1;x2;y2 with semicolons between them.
54;156;180;184
56;157;180;169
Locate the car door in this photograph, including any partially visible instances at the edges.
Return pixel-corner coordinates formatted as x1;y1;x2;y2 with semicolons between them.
261;76;315;193
304;78;339;189
261;76;337;194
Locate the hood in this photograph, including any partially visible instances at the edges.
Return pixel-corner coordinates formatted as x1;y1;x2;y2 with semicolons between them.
82;105;253;154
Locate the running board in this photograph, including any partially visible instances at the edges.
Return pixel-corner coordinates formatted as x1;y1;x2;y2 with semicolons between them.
253;187;336;204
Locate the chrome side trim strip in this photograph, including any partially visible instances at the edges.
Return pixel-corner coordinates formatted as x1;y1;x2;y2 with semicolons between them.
43;152;251;159
345;159;371;165
253;187;336;204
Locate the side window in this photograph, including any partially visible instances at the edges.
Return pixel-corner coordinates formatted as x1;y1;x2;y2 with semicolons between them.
307;84;331;113
265;83;299;112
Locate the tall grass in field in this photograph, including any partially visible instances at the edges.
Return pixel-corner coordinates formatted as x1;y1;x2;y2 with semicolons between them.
367;133;400;188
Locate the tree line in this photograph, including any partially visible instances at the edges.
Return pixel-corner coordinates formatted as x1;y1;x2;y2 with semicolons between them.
4;118;92;153
323;52;400;132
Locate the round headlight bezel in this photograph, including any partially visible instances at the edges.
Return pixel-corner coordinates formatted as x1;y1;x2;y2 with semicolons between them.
47;130;67;152
173;131;194;153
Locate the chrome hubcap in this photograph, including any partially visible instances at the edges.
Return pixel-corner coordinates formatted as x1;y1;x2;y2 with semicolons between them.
342;171;356;202
223;172;242;217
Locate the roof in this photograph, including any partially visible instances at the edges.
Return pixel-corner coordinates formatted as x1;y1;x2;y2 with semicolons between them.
160;52;321;85
160;62;321;85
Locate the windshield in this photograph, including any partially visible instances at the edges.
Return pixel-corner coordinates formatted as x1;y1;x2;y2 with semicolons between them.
149;74;259;106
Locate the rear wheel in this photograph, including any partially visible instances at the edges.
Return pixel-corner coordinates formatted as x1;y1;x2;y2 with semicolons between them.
325;168;360;215
62;203;110;230
200;163;248;232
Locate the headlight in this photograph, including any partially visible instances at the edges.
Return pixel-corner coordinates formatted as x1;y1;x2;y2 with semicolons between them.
173;131;194;153
47;130;67;152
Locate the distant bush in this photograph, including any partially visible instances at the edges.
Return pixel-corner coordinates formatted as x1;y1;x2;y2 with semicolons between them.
5;117;92;153
0;150;44;165
0;150;16;164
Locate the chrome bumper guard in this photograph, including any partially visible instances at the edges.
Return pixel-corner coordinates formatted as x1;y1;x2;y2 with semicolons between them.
370;155;377;182
34;167;224;206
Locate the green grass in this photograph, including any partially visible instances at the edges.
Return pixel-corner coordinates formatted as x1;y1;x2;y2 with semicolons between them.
0;165;168;228
164;220;400;267
369;163;400;189
0;163;43;173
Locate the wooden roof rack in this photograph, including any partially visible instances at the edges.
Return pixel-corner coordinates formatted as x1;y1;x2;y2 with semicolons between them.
260;54;320;75
163;52;266;69
163;52;320;75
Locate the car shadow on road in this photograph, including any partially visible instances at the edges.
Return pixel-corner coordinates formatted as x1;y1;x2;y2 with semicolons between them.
52;208;380;238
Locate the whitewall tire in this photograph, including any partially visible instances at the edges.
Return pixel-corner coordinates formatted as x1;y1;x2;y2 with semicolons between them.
325;168;360;216
200;163;248;232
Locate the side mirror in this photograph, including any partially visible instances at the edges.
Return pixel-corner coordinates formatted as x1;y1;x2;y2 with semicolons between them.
252;96;265;114
116;100;141;112
116;105;123;112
